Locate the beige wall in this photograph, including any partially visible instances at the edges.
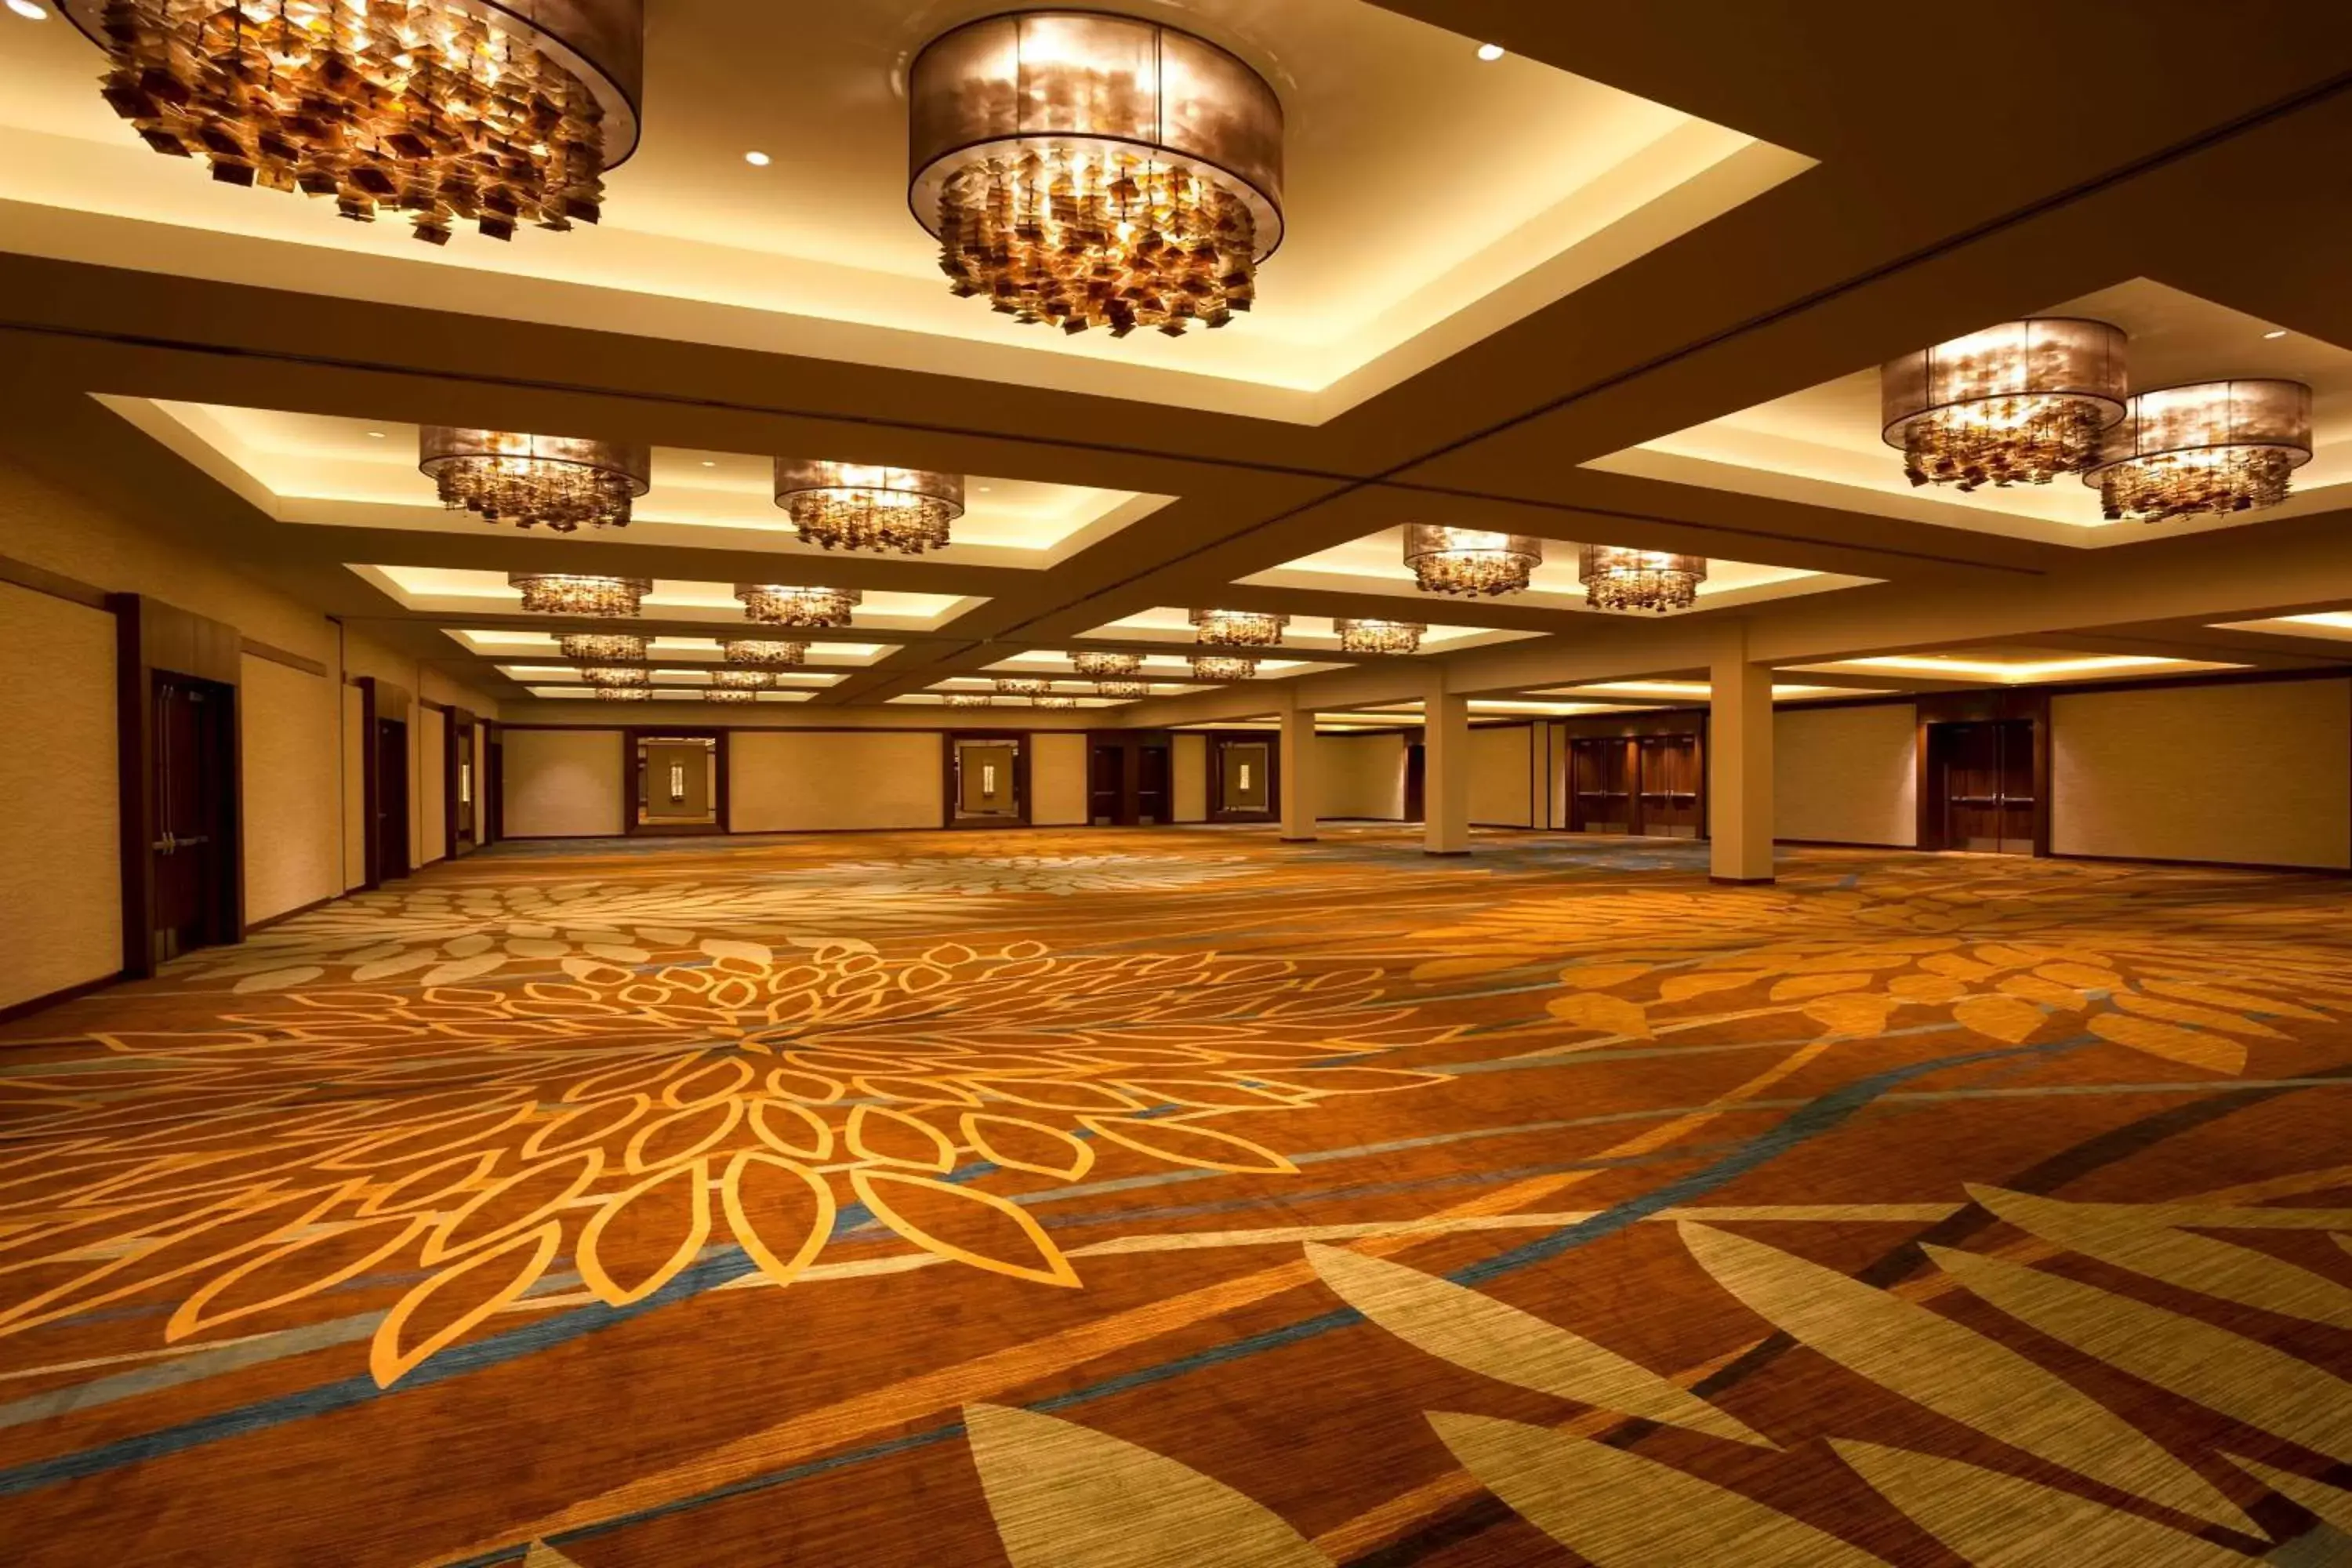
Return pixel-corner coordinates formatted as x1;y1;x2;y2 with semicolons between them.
418;709;448;866
730;731;944;832
0;583;120;1009
1317;732;1406;818
1172;733;1209;822
504;729;626;838
1469;724;1536;827
239;653;341;922
1032;733;1088;826
2053;679;2352;869
1776;702;1918;848
340;684;367;890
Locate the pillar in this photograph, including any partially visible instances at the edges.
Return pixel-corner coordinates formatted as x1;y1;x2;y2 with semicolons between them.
1279;700;1319;842
1708;626;1775;884
1424;670;1470;855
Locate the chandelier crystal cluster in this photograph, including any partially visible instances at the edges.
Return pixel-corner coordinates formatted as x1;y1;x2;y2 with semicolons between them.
943;692;993;709
1072;651;1142;678
1404;526;1542;597
907;11;1284;338
1579;546;1708;614
711;669;775;691
1333;617;1425;655
558;632;648;662
1880;318;2127;490
1189;654;1258;681
595;685;651;702
2086;379;2313;522
419;428;652;531
63;0;645;244
994;677;1049;697
774;461;964;554
1189;608;1288;648
721;638;808;668
578;663;646;687
702;688;757;705
734;584;860;627
1033;695;1080;710
510;572;649;618
1094;679;1149;699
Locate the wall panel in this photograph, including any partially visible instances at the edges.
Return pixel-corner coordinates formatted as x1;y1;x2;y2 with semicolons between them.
418;710;448;866
1776;703;1918;847
1032;733;1088;826
0;583;120;1010
1469;724;1535;827
503;730;625;838
2052;680;2351;869
238;653;339;923
341;684;366;890
730;731;944;832
1172;734;1209;822
1317;732;1406;818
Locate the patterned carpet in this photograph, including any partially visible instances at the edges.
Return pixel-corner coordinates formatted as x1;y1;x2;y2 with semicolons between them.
2;826;2350;1566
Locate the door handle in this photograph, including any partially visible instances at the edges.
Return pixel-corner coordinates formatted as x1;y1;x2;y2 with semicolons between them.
152;832;174;855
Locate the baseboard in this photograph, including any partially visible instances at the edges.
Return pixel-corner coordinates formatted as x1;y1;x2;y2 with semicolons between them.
246;894;336;935
1278;835;1319;843
0;971;127;1026
1774;837;1918;850
2044;851;2352;876
1709;875;1777;886
1424;849;1473;858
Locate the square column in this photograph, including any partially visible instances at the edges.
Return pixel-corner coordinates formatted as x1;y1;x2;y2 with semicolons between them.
1279;700;1319;842
1708;628;1775;884
1425;670;1471;856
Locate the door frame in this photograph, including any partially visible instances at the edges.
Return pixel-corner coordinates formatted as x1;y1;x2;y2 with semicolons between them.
1206;732;1279;822
1915;691;2050;855
944;731;1032;827
624;728;731;836
445;705;477;855
357;676;413;888
114;594;246;978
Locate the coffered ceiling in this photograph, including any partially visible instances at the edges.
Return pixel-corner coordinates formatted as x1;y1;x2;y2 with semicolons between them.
4;0;2352;727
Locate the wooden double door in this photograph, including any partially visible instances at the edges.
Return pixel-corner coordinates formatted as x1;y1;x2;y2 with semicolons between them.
148;674;238;964
1925;719;2038;855
1568;734;1704;837
1088;739;1171;826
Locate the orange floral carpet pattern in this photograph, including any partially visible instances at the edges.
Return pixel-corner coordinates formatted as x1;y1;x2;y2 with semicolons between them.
1;826;2349;1566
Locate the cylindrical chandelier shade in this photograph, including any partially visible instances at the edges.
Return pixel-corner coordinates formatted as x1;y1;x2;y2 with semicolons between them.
721;638;809;668
1578;546;1708;614
774;461;966;555
944;692;993;709
558;632;648;662
1094;680;1149;699
711;669;776;691
509;572;652;617
1403;526;1543;597
1189;608;1289;648
1033;695;1080;710
1333;618;1425;655
63;0;646;244
594;685;652;702
578;664;648;687
420;429;652;531
994;677;1050;697
1189;655;1258;681
2085;379;2313;523
1072;651;1142;678
702;688;757;705
733;584;862;627
907;10;1284;337
1879;318;2128;490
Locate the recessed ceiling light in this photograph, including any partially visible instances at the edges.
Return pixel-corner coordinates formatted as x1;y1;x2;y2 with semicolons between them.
702;459;717;466
743;150;771;167
1475;42;1504;60
366;430;387;439
977;485;993;492
6;2;48;20
2263;328;2287;339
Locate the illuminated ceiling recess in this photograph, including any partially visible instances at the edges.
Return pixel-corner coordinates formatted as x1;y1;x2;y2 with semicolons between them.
907;10;1284;338
722;637;808;667
2086;379;2314;522
419;428;652;531
1580;546;1707;613
1190;608;1289;648
559;632;648;662
59;0;645;244
1190;654;1258;681
773;461;965;554
733;584;860;626
1073;651;1142;678
1333;618;1425;654
509;572;650;617
1879;318;2127;490
1403;525;1542;597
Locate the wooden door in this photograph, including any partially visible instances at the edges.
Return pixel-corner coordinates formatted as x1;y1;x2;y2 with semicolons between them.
1403;743;1426;822
1088;742;1125;826
374;719;409;881
1930;720;2035;854
1134;744;1171;826
1569;738;1634;833
485;735;503;845
452;720;476;850
1635;735;1703;837
150;676;233;961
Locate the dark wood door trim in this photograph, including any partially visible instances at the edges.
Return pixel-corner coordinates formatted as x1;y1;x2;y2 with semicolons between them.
944;731;1033;828
624;727;731;836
